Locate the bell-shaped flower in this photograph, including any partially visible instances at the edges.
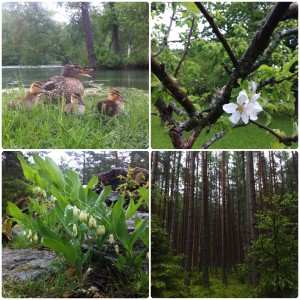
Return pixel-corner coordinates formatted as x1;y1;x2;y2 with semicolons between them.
73;206;79;218
114;244;119;255
108;234;115;245
72;224;78;237
97;225;105;236
79;211;88;222
223;90;262;124
33;233;39;242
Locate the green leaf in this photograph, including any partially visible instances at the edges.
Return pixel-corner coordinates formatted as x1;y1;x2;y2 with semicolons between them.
86;176;98;190
128;219;148;250
7;201;28;223
94;186;112;207
32;154;46;170
17;153;36;181
180;2;201;16
42;238;78;265
138;187;149;207
65;169;81;201
45;157;66;190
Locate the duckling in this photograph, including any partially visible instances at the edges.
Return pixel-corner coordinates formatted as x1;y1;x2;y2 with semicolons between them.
43;63;92;103
96;90;127;116
7;81;46;110
64;93;85;115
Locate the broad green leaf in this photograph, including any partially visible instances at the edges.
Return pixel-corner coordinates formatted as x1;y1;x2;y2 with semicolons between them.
45;157;66;190
128;219;148;250
138;187;149;207
94;186;112;207
7;202;28;223
42;238;78;265
86;176;98;190
65;169;81;201
180;2;201;16
32;154;46;170
17;153;36;182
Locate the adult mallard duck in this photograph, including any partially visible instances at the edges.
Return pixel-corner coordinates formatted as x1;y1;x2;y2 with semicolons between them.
96;90;127;116
7;81;46;110
43;63;92;103
64;93;85;115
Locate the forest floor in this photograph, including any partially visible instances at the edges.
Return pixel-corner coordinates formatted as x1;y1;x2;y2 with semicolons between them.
156;272;252;298
151;108;297;149
2;87;149;149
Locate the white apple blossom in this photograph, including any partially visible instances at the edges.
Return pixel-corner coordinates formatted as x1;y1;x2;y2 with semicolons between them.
223;90;262;124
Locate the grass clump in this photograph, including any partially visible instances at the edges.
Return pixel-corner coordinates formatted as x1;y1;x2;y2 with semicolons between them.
3;87;148;149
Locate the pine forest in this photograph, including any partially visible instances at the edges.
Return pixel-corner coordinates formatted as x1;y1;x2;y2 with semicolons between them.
151;151;298;298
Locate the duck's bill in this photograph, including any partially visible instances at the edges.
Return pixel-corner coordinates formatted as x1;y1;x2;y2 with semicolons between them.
79;71;92;78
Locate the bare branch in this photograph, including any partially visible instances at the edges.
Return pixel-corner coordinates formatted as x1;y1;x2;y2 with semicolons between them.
174;18;195;77
153;11;176;57
200;131;226;149
257;72;298;91
239;2;292;75
250;120;298;146
194;2;238;69
252;28;298;71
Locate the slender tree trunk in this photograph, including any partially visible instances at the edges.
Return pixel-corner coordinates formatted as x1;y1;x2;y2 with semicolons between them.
81;2;97;69
221;152;228;286
184;151;196;286
201;152;209;288
245;151;258;285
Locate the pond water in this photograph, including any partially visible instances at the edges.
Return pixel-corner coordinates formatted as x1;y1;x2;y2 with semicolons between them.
2;65;149;91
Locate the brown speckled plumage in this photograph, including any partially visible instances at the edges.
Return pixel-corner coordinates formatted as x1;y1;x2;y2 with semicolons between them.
7;81;46;110
96;90;126;116
64;93;85;114
43;63;91;103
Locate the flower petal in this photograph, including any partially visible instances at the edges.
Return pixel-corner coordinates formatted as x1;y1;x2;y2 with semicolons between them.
249;113;258;121
223;103;238;113
253;102;263;113
241;112;250;124
251;93;261;103
245;102;255;115
237;90;249;105
229;111;241;124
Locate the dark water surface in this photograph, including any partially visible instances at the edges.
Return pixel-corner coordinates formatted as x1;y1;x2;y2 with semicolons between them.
2;65;149;90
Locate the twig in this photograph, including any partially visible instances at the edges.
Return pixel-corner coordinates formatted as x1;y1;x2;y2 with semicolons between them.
194;2;238;69
257;72;298;91
250;120;298;146
153;12;176;57
174;18;195;77
151;55;197;116
200;131;226;149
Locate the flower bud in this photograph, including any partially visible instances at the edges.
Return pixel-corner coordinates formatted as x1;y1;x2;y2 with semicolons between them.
114;244;119;255
33;233;38;242
50;195;57;202
79;211;88;222
97;225;105;236
73;206;79;217
108;234;115;245
72;224;78;237
88;217;95;229
92;218;97;229
27;230;32;238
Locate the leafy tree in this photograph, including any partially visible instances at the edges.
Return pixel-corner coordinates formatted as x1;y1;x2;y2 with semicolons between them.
242;193;298;297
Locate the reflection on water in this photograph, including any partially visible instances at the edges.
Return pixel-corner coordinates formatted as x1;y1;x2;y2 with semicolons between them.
2;65;149;91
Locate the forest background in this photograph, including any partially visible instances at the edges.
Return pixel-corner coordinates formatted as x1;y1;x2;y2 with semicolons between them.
152;151;298;298
2;2;148;69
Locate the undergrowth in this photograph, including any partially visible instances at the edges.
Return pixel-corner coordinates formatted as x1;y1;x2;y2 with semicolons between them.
2;87;149;149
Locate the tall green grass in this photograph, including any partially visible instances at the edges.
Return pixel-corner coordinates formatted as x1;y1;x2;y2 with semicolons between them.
3;87;149;149
151;110;298;149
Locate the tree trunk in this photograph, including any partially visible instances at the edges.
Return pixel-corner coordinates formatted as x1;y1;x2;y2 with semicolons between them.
245;151;258;285
81;2;97;69
221;151;228;286
201;152;209;288
184;151;196;286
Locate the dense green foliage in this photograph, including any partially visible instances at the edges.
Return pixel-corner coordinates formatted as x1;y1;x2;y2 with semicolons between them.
2;88;148;149
151;2;298;148
2;2;148;68
7;154;149;296
151;213;184;297
2;152;33;211
242;193;298;297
